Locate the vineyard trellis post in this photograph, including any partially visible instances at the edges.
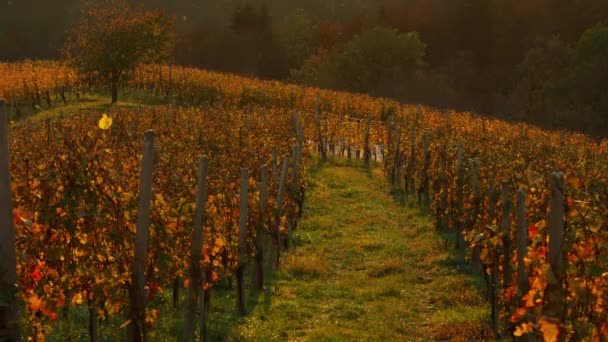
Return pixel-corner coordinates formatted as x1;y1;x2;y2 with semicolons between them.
364;112;371;169
500;180;513;334
294;111;303;165
254;165;269;291
408;125;416;197
0;99;20;342
288;145;301;237
237;168;249;316
316;104;326;162
274;155;289;265
437;144;448;231
471;160;483;275
184;156;209;341
128;130;155;342
542;173;565;335
516;189;528;295
500;181;513;285
445;110;450;135
271;148;278;185
392;124;401;188
488;177;499;336
455;145;465;249
384;109;393;174
419;131;430;210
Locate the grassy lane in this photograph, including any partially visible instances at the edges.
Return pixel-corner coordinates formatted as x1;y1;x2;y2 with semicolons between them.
8;92;171;125
227;162;492;341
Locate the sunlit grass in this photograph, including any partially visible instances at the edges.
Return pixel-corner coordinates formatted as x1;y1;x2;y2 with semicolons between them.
223;162;492;341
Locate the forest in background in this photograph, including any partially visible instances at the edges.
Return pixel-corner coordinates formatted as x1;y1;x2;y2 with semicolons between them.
1;0;608;137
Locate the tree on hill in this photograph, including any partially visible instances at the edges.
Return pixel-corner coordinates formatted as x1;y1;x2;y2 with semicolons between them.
63;0;175;103
295;27;426;98
510;36;572;126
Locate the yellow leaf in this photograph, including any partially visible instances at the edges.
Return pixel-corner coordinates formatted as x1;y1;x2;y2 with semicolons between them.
98;114;113;130
72;293;84;305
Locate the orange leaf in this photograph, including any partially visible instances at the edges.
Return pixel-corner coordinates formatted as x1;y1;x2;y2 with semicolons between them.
539;319;560;342
514;322;534;337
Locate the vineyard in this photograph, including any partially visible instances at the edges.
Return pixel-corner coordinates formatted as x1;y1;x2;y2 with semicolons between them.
0;60;607;341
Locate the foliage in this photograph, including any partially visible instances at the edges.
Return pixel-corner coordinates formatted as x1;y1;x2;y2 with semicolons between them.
567;23;608;126
63;0;175;103
509;24;608;136
510;36;572;124
9;103;305;338
276;10;320;72
294;27;426;98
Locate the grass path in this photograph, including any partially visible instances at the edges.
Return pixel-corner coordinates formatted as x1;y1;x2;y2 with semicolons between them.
227;162;491;341
9;93;169;125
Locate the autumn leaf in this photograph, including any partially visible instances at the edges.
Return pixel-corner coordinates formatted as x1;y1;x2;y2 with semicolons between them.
514;322;534;336
528;225;539;239
98;114;113;130
539;319;560;342
72;292;84;305
27;294;44;311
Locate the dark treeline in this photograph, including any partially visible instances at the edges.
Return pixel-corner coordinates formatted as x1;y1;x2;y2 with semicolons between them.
2;0;608;136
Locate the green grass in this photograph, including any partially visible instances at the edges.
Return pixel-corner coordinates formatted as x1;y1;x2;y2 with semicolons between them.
221;159;492;341
7;90;172;125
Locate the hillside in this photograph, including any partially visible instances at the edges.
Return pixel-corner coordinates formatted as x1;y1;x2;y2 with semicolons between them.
0;61;607;341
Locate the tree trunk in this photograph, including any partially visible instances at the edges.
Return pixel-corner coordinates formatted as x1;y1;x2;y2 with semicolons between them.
111;81;118;104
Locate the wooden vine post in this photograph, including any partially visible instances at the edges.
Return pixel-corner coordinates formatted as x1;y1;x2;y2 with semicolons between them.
445;110;451;135
488;178;499;337
316;101;326;162
470;160;483;275
274;156;289;265
455;145;465;248
501;181;513;286
364;112;371;169
236;168;249;316
516;189;528;295
392;125;401;188
0;99;20;342
437;145;448;231
289;144;303;235
384;108;393;174
184;156;209;341
294;111;303;166
254;165;269;291
542;173;565;335
271;148;278;185
419;132;431;210
500;181;513;334
128;130;155;342
406;125;416;198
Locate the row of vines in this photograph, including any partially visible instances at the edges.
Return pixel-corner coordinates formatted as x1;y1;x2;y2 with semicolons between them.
381;110;608;341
